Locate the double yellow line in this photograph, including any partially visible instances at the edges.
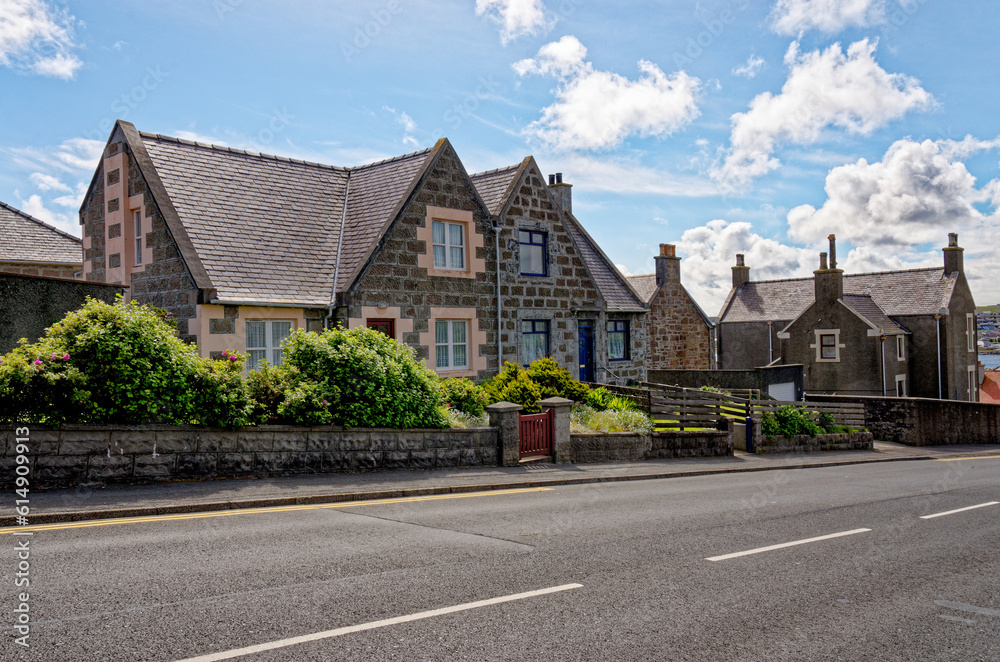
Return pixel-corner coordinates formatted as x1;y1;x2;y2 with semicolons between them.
0;487;553;534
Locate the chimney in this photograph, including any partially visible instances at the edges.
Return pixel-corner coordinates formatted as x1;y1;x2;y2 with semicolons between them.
943;232;964;274
655;243;681;286
814;238;844;303
548;172;572;214
732;253;750;290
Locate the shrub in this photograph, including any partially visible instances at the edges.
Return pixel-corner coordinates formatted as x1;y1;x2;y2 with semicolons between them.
699;385;731;395
584;386;640;412
0;297;227;426
444;408;490;428
440;377;488;416
191;351;254;429
281;326;446;428
761;405;824;437
525;357;589;401
245;361;293;424
570;404;653;434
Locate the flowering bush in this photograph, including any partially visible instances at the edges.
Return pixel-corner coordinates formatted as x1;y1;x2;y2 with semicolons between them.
440;377;488;416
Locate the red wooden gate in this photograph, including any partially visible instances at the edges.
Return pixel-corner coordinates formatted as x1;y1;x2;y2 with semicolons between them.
519;409;554;460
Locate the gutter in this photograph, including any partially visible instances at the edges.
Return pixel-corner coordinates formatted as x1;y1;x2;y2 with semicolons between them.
326;171;351;329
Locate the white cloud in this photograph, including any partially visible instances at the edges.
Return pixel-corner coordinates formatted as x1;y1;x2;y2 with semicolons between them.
770;0;887;36
615;263;634;278
551;152;719;197
174;130;229;147
0;0;82;79
18;193;79;237
732;54;766;79
514;36;701;151
675;219;817;314
476;0;552;45
29;171;70;192
383;106;419;147
712;39;933;189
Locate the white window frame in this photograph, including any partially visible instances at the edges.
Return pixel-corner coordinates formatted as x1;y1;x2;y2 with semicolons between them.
812;329;843;362
896;335;906;361
246;319;293;370
895;374;907;397
968;365;978;401
435;319;469;370
133;210;143;266
431;220;466;271
967;313;976;352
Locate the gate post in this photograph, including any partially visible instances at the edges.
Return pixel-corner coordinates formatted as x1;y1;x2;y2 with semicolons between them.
487;401;523;467
540;397;573;463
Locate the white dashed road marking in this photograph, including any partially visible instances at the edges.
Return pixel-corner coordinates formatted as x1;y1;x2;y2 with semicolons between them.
705;528;872;562
920;501;998;520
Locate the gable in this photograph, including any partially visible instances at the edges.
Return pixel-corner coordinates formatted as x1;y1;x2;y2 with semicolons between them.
0;201;81;265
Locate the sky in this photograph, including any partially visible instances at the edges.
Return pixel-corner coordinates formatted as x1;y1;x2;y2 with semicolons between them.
1;0;999;314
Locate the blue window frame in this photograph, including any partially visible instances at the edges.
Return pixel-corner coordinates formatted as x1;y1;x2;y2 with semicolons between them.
607;320;629;361
521;320;549;365
519;230;547;276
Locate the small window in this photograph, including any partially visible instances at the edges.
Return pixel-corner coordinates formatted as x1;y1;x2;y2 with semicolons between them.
133;210;143;266
432;220;465;270
967;314;976;352
519;230;547;276
367;319;395;339
521;320;549;365
896;336;905;361
435;320;468;370
246;320;293;370
820;334;837;360
968;366;977;401
607;320;630;360
895;375;906;397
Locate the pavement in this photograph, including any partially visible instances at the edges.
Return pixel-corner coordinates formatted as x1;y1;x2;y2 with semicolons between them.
14;441;1000;527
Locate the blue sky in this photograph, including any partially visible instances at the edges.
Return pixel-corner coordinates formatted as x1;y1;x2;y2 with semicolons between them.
2;0;998;312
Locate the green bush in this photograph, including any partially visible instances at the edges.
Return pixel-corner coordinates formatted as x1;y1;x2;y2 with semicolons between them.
191;350;254;429
0;297;249;426
584;386;640;412
761;405;824;437
281;326;446;428
570;404;653;434
440;377;488;416
525;357;589;401
245;361;293;424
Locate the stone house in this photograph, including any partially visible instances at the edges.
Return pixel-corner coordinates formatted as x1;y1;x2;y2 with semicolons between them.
0;201;82;279
470;162;647;383
717;234;979;401
626;243;714;370
79;120;646;382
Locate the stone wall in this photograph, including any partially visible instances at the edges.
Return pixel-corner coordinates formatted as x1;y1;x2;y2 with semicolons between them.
568;429;732;463
0;274;126;354
645;254;711;370
0;425;498;489
0;263;78;280
808;394;1000;445
754;431;874;454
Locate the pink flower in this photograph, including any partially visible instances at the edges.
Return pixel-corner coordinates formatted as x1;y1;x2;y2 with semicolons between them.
51;354;58;360
62;354;70;360
33;359;42;365
321;400;328;405
229;355;238;362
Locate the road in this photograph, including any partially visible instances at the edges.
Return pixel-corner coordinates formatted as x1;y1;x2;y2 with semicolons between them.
4;456;999;661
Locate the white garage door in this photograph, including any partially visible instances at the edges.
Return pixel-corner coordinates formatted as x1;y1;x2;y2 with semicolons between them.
768;382;796;402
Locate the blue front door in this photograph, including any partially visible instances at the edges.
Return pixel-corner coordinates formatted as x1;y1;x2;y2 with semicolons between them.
578;321;594;382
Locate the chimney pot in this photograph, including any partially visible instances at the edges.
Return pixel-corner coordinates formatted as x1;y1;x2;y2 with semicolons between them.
819;252;828;270
555;172;563;184
828;234;837;269
659;243;676;257
548;174;555;185
732;254;750;289
949;232;958;247
736;254;745;267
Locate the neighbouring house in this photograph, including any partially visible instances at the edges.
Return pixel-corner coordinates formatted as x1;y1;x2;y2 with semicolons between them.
717;234;979;401
626;243;714;371
79;120;647;382
0;201;82;279
470;164;647;383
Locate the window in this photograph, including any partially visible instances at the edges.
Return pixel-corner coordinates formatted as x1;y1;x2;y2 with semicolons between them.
896;335;906;361
518;230;547;276
246;320;292;370
432;221;465;270
607;320;630;360
967;313;976;352
435;320;468;370
968;365;978;401
367;318;395;339
895;375;907;397
133;210;143;266
521;320;549;365
813;329;841;362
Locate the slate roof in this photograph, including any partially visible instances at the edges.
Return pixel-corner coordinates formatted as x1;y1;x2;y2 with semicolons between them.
469;163;523;215
841;294;908;335
626;274;657;303
562;215;646;312
0;201;81;266
720;268;958;323
139;133;433;305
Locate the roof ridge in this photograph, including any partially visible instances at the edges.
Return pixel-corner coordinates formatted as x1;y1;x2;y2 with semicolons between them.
626;273;655;279
0;200;81;243
350;146;435;170
745;265;946;287
469;163;522;178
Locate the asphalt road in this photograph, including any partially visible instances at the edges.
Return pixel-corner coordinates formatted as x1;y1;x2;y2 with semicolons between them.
4;456;1000;661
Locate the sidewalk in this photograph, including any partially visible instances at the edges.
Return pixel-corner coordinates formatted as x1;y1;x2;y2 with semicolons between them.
11;442;1000;526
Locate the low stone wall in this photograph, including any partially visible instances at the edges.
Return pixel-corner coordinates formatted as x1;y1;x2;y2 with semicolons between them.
807;394;1000;446
754;431;874;455
1;425;497;489
568;429;732;463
